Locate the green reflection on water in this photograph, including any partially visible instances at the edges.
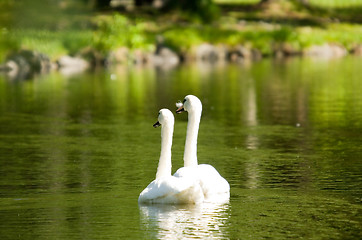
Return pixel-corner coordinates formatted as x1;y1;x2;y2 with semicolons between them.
0;57;361;239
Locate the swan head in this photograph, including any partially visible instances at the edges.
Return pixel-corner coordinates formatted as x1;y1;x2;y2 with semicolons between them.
153;109;175;128
176;95;202;114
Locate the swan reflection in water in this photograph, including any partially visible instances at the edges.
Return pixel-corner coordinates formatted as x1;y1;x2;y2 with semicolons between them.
139;201;230;239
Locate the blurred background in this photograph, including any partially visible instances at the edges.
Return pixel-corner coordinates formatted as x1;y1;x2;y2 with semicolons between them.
0;1;361;239
0;0;361;78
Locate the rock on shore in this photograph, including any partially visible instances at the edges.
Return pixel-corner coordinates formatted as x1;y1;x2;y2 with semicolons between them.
2;50;52;80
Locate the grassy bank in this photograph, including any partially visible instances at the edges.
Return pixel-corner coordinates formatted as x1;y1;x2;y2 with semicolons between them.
216;0;362;8
1;0;362;63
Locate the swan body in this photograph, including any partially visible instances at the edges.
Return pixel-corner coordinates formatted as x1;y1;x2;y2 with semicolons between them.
174;164;230;202
138;175;204;204
175;95;230;202
138;109;204;204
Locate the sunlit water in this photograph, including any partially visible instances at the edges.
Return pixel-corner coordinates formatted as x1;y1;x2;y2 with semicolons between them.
0;57;361;239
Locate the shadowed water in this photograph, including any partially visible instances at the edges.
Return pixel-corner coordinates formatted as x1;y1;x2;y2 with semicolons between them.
0;57;361;239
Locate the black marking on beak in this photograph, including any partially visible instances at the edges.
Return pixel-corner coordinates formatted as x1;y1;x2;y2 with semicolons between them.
176;107;185;114
176;98;186;114
153;121;161;128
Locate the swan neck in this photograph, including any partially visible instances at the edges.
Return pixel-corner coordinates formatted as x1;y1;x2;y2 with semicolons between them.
184;110;201;167
156;124;172;179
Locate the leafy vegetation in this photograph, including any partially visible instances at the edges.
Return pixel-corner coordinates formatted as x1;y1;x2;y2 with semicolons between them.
0;28;19;62
93;14;154;53
215;0;362;7
0;0;361;62
1;29;93;61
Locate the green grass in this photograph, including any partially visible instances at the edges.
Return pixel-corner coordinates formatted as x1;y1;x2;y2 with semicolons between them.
309;0;362;8
214;0;362;8
92;14;155;53
215;0;259;3
297;23;362;49
160;21;361;55
0;7;361;62
8;29;93;60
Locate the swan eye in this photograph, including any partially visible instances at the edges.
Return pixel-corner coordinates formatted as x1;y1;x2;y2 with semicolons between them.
183;99;186;104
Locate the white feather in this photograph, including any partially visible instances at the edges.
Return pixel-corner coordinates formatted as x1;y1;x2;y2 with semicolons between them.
138;109;204;204
174;95;230;202
176;101;183;108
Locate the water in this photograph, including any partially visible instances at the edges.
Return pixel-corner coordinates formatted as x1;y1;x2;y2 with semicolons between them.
0;57;361;239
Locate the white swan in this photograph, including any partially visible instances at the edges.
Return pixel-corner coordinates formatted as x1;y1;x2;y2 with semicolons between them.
138;109;204;204
174;95;230;202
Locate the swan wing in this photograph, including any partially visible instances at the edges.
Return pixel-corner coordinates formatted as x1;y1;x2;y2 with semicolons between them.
173;166;198;178
197;164;230;198
138;176;204;204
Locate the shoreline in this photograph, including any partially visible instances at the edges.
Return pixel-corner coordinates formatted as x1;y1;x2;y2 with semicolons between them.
1;42;361;81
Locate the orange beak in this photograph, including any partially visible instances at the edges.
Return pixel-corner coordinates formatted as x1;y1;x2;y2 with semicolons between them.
176;106;185;114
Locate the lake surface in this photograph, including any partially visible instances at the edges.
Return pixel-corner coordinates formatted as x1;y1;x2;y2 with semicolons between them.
0;57;361;239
